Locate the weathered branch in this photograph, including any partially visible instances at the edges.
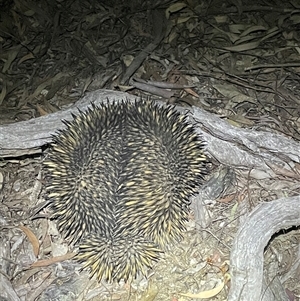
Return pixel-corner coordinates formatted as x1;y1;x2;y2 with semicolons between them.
1;89;299;181
0;90;138;158
1;89;299;299
228;195;300;301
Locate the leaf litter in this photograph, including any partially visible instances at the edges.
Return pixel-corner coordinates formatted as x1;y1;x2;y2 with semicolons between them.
0;0;300;300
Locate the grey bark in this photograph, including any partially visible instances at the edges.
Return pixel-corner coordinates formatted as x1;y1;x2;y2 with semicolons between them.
228;196;300;301
1;90;299;178
0;89;299;300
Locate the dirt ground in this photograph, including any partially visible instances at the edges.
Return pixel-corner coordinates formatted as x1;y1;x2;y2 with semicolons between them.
0;0;300;300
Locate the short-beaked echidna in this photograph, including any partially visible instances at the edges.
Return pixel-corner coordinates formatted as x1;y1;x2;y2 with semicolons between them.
44;99;207;282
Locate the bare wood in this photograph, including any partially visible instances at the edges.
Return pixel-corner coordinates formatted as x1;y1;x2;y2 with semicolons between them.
1;89;299;299
228;195;300;301
0;90;138;158
1;90;299;181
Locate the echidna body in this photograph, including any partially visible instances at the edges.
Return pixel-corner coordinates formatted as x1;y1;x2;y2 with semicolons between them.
44;99;207;282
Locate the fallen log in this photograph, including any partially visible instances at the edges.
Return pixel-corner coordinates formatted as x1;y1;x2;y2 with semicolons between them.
0;89;299;300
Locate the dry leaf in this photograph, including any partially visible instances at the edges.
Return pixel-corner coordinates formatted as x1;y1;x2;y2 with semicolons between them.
0;82;7;106
166;2;187;19
30;72;66;100
230;202;238;221
30;252;76;268
2;45;21;73
184;88;199;97
240;25;266;38
19;225;40;257
227;115;254;126
218;194;235;203
36;104;49;116
210;24;240;43
179;274;230;299
176;16;192;24
223;40;260;52
214;15;228;23
18;52;35;65
228;24;247;34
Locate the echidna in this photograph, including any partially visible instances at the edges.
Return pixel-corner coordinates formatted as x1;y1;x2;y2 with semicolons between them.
44;99;207;282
